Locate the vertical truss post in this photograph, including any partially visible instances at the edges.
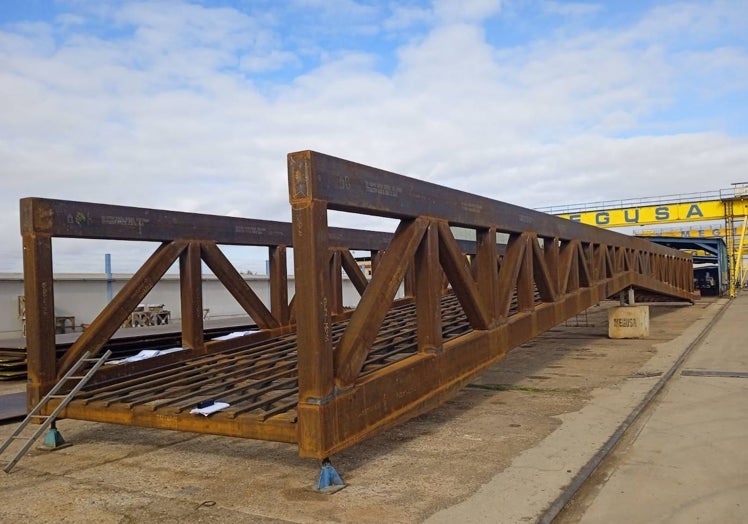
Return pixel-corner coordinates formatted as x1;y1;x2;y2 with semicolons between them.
544;237;560;297
329;249;344;317
20;199;57;411
269;245;290;325
476;227;499;322
288;152;335;458
180;242;204;352
22;231;57;411
370;250;381;276
560;240;579;294
414;221;441;352
517;235;535;311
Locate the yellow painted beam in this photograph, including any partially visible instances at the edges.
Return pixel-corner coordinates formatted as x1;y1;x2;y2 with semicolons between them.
636;226;742;238
557;200;728;228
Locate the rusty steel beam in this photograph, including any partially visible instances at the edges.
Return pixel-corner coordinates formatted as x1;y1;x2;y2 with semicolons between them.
19;197;292;245
287;150;694;458
20;150;694;465
268;245;290;326
19;197;394;249
332;218;428;387
436;221;491;330
19;197;401;411
339;249;369;297
180;242;204;352
414;222;441;353
329;249;344;317
21;229;56;411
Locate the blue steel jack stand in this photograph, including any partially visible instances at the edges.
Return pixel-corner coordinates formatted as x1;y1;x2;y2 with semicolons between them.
315;458;346;493
41;421;69;450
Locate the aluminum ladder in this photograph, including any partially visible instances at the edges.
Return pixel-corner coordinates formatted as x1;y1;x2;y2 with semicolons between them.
0;349;112;473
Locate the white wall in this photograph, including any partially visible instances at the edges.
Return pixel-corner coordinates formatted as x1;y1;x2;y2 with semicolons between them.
0;273;381;339
1;274;24;338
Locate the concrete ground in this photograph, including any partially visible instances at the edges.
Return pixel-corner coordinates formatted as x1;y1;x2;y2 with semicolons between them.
557;293;748;523
0;298;728;523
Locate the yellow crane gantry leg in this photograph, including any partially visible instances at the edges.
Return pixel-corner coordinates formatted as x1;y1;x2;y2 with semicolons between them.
730;205;748;297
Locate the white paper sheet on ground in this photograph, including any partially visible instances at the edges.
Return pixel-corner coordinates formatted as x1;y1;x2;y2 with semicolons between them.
212;330;258;341
189;402;230;416
108;346;184;365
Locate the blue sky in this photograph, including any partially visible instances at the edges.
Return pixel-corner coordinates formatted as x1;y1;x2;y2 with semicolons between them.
1;0;747;272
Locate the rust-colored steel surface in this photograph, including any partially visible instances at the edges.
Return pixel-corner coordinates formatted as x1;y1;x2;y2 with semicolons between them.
20;198;391;413
20;152;693;460
287;151;693;458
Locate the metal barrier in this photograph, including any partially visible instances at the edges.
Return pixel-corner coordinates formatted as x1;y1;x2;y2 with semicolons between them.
20;152;693;459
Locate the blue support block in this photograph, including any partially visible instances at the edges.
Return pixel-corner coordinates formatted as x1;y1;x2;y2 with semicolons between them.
316;458;346;493
42;427;66;449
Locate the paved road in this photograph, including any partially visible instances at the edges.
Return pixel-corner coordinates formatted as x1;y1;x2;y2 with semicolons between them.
566;293;748;523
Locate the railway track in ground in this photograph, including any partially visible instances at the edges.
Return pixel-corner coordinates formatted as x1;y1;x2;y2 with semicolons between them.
537;297;732;523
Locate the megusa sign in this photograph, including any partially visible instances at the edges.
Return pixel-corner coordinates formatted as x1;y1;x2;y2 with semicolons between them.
558;201;724;228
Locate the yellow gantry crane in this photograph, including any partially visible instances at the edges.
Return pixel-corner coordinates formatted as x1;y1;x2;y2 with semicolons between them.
636;223;748;290
635;225;745;239
540;183;748;297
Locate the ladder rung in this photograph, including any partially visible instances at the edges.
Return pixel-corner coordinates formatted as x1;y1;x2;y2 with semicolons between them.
0;349;111;473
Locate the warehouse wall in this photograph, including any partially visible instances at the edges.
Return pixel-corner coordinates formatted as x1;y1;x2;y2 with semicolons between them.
0;273;380;339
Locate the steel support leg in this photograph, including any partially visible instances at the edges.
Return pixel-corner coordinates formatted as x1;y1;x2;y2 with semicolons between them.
315;458;345;493
42;421;67;449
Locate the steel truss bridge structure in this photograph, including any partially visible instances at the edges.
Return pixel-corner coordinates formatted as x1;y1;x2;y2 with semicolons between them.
21;151;694;463
635;224;748;289
539;184;748;297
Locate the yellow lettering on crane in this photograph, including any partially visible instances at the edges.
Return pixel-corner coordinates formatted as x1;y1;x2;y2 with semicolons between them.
637;225;747;240
558;201;725;228
686;204;704;219
624;209;639;223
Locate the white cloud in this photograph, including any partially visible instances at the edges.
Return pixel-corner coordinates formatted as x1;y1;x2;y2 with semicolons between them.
540;1;602;17
433;0;502;23
55;13;87;28
383;5;434;31
290;0;379;18
239;49;299;72
0;0;746;273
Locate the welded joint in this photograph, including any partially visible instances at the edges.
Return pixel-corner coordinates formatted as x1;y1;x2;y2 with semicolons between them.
305;385;351;406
